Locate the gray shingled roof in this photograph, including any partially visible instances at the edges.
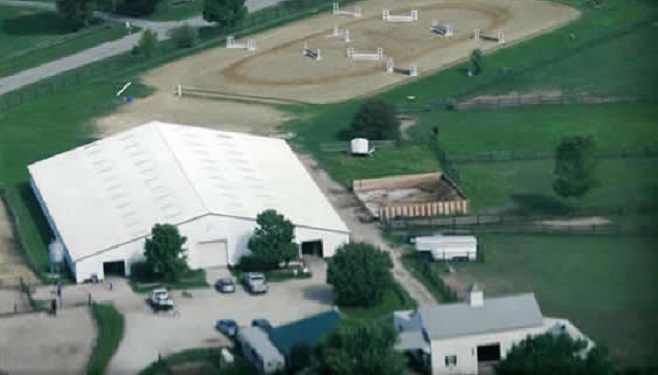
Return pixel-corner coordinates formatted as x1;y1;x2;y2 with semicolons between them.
419;293;543;340
238;327;285;363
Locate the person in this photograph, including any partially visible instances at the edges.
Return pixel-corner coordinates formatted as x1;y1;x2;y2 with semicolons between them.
56;281;62;298
50;298;57;316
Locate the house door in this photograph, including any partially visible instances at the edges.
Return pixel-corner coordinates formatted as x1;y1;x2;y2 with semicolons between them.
301;240;323;257
477;343;501;362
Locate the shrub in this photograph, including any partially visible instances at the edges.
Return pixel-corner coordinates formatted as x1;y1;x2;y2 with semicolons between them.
130;261;156;282
170;25;199;49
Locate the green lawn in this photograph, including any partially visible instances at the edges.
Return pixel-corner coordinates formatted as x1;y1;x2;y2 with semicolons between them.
0;6;128;77
457;157;658;212
87;303;125;375
340;281;417;320
413;103;658;155
140;347;252;375
442;234;658;368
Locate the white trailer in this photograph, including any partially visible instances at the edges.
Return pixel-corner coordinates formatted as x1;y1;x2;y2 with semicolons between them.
414;235;477;261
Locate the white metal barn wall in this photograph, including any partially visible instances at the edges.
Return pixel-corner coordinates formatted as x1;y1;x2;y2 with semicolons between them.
69;214;350;283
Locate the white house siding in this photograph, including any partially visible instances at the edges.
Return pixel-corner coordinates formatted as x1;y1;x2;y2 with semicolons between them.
69;214;348;283
429;325;547;375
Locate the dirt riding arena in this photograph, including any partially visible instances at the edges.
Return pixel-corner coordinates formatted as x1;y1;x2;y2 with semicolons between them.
96;0;578;135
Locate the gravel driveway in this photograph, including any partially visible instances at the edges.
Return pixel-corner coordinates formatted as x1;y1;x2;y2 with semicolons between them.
108;259;333;373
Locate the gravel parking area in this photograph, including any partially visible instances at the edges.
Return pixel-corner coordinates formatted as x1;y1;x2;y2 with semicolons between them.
108;259;333;373
0;308;95;374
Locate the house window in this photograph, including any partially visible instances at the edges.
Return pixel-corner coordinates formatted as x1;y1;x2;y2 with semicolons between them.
444;355;457;366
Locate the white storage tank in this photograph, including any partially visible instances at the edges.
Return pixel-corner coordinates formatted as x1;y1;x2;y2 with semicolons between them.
350;138;369;155
49;238;65;272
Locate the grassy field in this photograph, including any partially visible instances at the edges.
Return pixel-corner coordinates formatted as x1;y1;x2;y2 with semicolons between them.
441;234;658;367
0;6;128;77
87;303;125;375
341;281;417;320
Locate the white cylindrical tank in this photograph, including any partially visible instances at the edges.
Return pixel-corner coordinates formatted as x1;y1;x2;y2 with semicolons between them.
49;239;64;264
350;138;369;155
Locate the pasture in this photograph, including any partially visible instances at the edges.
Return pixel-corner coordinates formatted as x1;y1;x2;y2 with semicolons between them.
441;234;658;367
0;5;127;77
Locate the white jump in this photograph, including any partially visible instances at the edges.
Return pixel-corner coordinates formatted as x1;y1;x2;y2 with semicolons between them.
302;42;322;61
333;2;362;18
332;24;351;42
474;29;505;44
382;9;418;22
347;47;384;61
431;20;453;37
386;58;418;77
226;36;256;51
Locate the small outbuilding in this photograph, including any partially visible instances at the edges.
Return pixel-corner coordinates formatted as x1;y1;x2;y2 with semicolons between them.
349;138;374;156
414;235;477;261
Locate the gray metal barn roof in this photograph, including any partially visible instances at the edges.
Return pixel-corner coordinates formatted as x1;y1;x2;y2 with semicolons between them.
419;293;544;340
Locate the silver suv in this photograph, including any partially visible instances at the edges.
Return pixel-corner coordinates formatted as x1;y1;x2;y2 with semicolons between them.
241;272;268;294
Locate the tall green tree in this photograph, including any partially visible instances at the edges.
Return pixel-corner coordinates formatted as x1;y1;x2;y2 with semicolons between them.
553;135;598;201
203;0;247;29
315;320;407;375
469;48;484;75
327;243;394;307
496;332;616;375
144;224;189;282
133;29;159;57
56;0;96;30
115;0;162;16
342;99;400;140
247;209;299;268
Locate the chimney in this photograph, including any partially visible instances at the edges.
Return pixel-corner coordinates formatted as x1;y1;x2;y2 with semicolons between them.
468;283;484;307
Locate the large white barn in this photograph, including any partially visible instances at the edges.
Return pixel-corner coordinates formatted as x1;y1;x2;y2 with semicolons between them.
28;122;350;283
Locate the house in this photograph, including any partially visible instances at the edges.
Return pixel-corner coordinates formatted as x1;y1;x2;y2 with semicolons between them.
237;327;286;374
28;122;350;283
268;310;342;359
393;284;593;375
414;235;477;261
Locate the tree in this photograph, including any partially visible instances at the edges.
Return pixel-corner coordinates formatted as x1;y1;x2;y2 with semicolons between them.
115;0;162;17
246;209;299;269
133;29;159;57
315;320;407;375
469;48;484;75
170;24;199;49
56;0;96;30
553;135;598;201
289;343;313;373
144;224;189;282
496;332;616;375
341;99;400;140
326;243;394;307
203;0;247;29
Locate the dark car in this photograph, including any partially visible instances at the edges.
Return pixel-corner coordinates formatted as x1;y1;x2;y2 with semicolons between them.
251;318;273;333
214;277;236;293
216;319;238;337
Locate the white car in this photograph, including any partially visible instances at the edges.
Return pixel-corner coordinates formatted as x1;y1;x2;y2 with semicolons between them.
149;288;174;308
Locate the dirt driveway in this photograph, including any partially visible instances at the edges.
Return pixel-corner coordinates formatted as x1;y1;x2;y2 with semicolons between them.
0;307;96;374
107;259;333;373
0;198;38;288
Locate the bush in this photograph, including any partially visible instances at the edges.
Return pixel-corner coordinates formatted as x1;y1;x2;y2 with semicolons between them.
130;261;156;282
170;25;199;49
238;254;277;272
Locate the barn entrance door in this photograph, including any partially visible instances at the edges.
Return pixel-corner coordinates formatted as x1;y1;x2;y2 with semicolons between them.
301;240;323;257
103;260;126;277
196;240;229;268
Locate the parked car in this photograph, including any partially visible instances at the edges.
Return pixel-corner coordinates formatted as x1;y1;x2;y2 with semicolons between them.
216;319;239;337
241;272;268;294
251;318;273;333
149;288;174;308
215;277;236;293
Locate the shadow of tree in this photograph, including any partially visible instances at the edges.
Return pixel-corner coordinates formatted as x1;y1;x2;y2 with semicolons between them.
509;193;572;215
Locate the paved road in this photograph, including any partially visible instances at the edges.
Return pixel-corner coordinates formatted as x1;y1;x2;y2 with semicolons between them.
0;0;286;96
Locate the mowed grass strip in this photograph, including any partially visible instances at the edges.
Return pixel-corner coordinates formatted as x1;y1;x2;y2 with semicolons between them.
457;157;658;211
87;303;125;375
0;6;128;77
444;234;658;367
